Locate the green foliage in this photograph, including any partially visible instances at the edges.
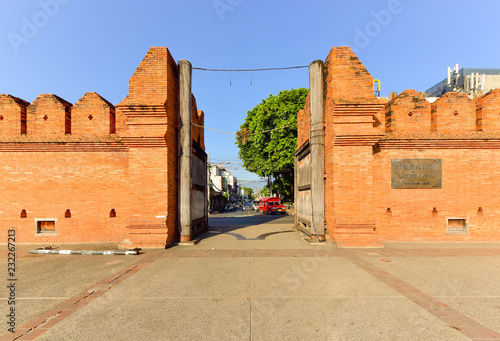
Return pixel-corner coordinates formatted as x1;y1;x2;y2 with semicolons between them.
272;173;294;200
236;88;309;201
241;186;254;199
236;88;308;176
222;192;229;204
259;186;270;197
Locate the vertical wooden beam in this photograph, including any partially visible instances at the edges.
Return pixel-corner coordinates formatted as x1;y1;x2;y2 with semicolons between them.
309;60;326;240
179;59;192;242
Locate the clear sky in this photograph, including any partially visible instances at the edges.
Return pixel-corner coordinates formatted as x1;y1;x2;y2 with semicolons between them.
1;0;499;191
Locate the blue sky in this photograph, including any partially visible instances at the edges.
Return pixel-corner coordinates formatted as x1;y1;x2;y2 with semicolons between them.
1;0;499;191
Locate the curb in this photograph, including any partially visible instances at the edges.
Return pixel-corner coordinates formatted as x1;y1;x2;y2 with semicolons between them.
29;249;140;255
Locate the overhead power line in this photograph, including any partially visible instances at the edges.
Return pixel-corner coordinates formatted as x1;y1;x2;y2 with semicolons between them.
192;123;297;136
192;123;235;135
193;65;309;72
250;123;296;136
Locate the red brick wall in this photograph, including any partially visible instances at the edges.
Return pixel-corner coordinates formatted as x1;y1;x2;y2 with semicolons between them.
373;148;500;241
194;110;205;150
0;149;129;244
385;90;431;136
322;47;385;244
475;89;500;132
28;94;72;136
303;46;500;245
116;47;181;247
0;95;28;137
297;94;310;148
0;47;204;248
431;92;475;134
72;92;115;136
324;47;374;101
191;96;205;149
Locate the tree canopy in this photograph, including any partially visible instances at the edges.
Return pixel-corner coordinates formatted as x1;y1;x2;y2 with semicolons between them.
236;88;309;201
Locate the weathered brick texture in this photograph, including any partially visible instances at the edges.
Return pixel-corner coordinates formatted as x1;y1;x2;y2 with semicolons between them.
28;94;72;136
0;95;29;136
297;46;500;247
475;89;500;131
72;92;115;136
0;47;205;248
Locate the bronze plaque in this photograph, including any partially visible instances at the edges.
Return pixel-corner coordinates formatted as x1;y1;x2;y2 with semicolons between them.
391;159;442;189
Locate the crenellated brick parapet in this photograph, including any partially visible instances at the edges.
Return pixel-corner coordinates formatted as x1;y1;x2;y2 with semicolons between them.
431;92;475;134
385;89;500;138
475;89;500;132
0;94;29;136
0;92;117;139
27;94;72;136
72;92;115;137
382;89;500;140
385;90;431;135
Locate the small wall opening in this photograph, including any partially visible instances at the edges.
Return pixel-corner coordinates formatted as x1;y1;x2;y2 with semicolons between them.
446;218;468;234
36;219;57;234
65;209;71;218
65;107;71;134
21;107;27;134
110;111;116;134
20;209;27;218
110;209;116;218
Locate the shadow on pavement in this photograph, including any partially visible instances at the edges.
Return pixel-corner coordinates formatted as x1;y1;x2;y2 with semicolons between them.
199;209;295;242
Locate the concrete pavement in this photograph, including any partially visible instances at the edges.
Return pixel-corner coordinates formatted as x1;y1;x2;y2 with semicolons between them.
1;211;500;340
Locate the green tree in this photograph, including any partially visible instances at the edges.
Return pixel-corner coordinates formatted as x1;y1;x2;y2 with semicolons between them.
241;186;254;199
259;186;270;197
236;88;309;202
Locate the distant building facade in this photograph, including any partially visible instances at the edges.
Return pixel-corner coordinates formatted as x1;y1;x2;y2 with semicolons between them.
208;164;240;211
425;67;500;99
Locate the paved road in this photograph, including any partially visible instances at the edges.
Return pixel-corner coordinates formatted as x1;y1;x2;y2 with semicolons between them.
1;212;500;340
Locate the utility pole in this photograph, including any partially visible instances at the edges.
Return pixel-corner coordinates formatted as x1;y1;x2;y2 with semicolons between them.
179;59;192;242
309;60;325;241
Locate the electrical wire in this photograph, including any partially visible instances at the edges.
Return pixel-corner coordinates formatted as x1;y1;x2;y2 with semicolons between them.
248;123;296;136
191;123;297;136
193;66;309;72
192;123;235;135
